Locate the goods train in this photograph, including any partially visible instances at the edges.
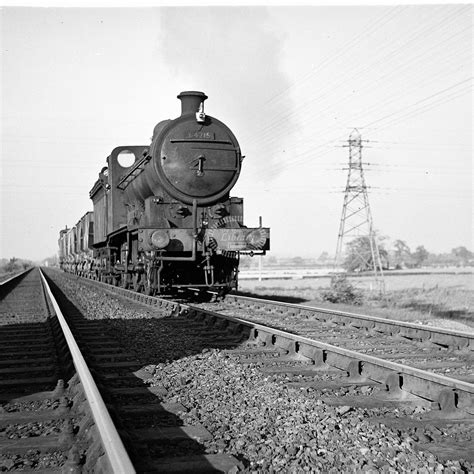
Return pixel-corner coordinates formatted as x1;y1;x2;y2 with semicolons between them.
58;91;269;295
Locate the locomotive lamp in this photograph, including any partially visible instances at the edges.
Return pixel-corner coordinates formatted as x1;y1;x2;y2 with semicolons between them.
150;230;170;249
196;102;206;123
245;228;267;249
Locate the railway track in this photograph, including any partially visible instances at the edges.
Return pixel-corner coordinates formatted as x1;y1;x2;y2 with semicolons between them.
42;274;242;473
0;268;133;472
197;293;474;383
44;269;474;470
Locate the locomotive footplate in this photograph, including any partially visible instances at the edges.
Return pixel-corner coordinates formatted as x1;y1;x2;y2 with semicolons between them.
138;227;270;254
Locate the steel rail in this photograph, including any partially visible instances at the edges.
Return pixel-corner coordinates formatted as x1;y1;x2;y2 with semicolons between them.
226;293;474;348
39;270;136;474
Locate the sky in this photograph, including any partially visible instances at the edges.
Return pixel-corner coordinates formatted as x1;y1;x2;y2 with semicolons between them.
1;3;472;261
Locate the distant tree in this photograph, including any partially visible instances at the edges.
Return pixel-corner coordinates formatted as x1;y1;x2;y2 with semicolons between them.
426;252;458;267
394;239;410;257
4;257;19;273
412;245;429;267
317;251;330;262
393;239;412;269
292;256;304;266
451;246;473;264
343;236;388;272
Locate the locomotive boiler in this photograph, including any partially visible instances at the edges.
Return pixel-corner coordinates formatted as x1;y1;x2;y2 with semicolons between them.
59;91;269;295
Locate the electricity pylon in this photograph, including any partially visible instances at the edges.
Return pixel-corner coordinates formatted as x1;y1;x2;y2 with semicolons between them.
334;129;385;292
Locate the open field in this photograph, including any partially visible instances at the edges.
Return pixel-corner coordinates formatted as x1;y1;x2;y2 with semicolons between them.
237;271;474;332
239;269;473;290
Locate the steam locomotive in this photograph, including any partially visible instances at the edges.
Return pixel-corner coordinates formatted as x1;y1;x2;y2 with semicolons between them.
58;91;269;295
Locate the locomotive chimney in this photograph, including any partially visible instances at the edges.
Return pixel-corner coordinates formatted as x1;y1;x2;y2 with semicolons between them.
177;91;208;116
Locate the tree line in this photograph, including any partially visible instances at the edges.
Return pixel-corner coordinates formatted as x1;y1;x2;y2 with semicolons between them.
239;238;473;271
0;257;32;274
343;236;473;272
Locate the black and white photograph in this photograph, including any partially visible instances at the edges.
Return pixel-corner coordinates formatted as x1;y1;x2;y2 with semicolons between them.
0;1;473;472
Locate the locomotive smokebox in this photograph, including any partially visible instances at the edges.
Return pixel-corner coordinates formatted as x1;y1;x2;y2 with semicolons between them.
178;91;208;115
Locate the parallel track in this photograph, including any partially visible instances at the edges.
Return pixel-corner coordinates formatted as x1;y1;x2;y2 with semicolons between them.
196;293;474;382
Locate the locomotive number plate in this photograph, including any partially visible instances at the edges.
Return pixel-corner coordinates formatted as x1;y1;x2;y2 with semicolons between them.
185;130;215;140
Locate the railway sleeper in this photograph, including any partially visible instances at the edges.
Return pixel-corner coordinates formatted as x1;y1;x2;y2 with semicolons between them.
0;379;66;403
286;379;381;391
370;415;474;461
0;417;76;455
0;403;72;428
199;340;246;349
0;375;58;389
0;321;47;331
89;352;137;362
260;365;342;375
416;440;474;464
93;361;144;370
0;356;54;368
0;330;51;340
371;415;474;430
380;351;456;360
107;385;169;398
296;337;407;352
73;332;115;340
323;395;433;410
0;337;53;347
119;401;186;416
0;435;66;455
242;355;310;366
401;361;471;371
0;365;57;376
82;340;122;349
0;346;54;357
428;334;471;351
223;347;283;357
0;410;77;426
